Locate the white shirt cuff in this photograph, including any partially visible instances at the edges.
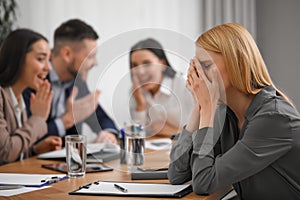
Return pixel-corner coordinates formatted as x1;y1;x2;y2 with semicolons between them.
54;118;66;137
131;110;147;125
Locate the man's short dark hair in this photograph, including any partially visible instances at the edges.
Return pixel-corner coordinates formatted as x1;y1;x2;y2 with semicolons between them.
52;19;99;55
54;19;99;42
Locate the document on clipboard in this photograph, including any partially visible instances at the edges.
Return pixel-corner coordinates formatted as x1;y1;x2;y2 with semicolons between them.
69;181;192;198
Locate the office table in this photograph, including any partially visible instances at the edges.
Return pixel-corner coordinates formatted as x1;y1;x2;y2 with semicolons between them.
0;148;231;200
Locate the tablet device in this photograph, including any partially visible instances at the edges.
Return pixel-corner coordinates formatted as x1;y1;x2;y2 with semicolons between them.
42;163;113;173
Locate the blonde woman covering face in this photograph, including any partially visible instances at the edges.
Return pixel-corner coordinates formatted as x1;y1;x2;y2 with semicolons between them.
168;23;300;200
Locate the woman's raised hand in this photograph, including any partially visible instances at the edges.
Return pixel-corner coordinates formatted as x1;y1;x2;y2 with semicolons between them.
131;70;146;111
30;80;53;120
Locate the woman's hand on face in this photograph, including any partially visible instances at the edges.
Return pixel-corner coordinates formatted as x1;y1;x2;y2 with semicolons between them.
187;58;222;127
188;58;221;109
30;80;54;121
186;59;201;110
33;136;62;154
131;70;146;111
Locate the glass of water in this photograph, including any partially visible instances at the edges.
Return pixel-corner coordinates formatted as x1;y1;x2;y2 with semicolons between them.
125;124;145;171
65;135;86;177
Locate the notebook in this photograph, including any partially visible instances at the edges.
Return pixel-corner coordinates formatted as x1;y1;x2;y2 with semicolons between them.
130;167;168;180
145;138;172;150
38;143;120;163
0;173;67;187
69;181;192;198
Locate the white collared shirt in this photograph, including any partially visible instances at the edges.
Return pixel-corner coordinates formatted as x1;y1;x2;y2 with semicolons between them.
130;73;193;135
49;69;73;137
8;87;26;160
8;87;25;128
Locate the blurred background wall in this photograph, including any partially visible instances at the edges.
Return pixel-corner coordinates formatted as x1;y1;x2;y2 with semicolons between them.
6;0;299;135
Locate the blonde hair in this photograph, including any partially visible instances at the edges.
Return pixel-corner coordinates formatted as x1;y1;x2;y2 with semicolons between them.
196;23;291;104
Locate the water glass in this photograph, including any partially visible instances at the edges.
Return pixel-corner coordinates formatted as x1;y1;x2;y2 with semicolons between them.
125;124;145;170
66;135;86;177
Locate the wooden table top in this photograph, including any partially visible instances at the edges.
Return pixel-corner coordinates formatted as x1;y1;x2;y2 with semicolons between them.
0;148;231;200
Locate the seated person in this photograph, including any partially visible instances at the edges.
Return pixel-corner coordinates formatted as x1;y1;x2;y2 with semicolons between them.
129;38;193;137
168;23;300;199
23;19;118;144
0;29;62;165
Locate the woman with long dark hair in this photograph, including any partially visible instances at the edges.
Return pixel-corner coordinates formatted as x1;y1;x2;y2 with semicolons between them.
0;29;61;165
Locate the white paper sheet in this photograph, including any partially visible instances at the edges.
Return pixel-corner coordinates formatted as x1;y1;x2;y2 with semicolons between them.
0;186;50;197
221;189;238;200
145;138;172;150
73;181;191;196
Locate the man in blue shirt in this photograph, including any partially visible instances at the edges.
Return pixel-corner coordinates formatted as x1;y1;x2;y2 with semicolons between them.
23;19;118;144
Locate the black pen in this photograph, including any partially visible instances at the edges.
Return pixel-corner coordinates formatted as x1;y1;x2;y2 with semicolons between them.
114;184;128;193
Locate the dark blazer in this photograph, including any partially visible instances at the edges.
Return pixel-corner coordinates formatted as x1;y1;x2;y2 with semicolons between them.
23;76;118;141
168;86;300;199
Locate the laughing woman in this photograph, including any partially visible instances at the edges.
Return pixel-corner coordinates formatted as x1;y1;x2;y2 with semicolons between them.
0;29;62;165
168;23;300;199
129;38;193;137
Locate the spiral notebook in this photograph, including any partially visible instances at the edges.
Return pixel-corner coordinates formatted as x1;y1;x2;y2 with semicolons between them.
69;181;192;198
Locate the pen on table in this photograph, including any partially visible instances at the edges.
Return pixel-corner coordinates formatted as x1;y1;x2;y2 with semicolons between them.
114;184;128;193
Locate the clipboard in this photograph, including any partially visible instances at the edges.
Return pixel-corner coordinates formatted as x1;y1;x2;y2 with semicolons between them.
69;181;192;198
